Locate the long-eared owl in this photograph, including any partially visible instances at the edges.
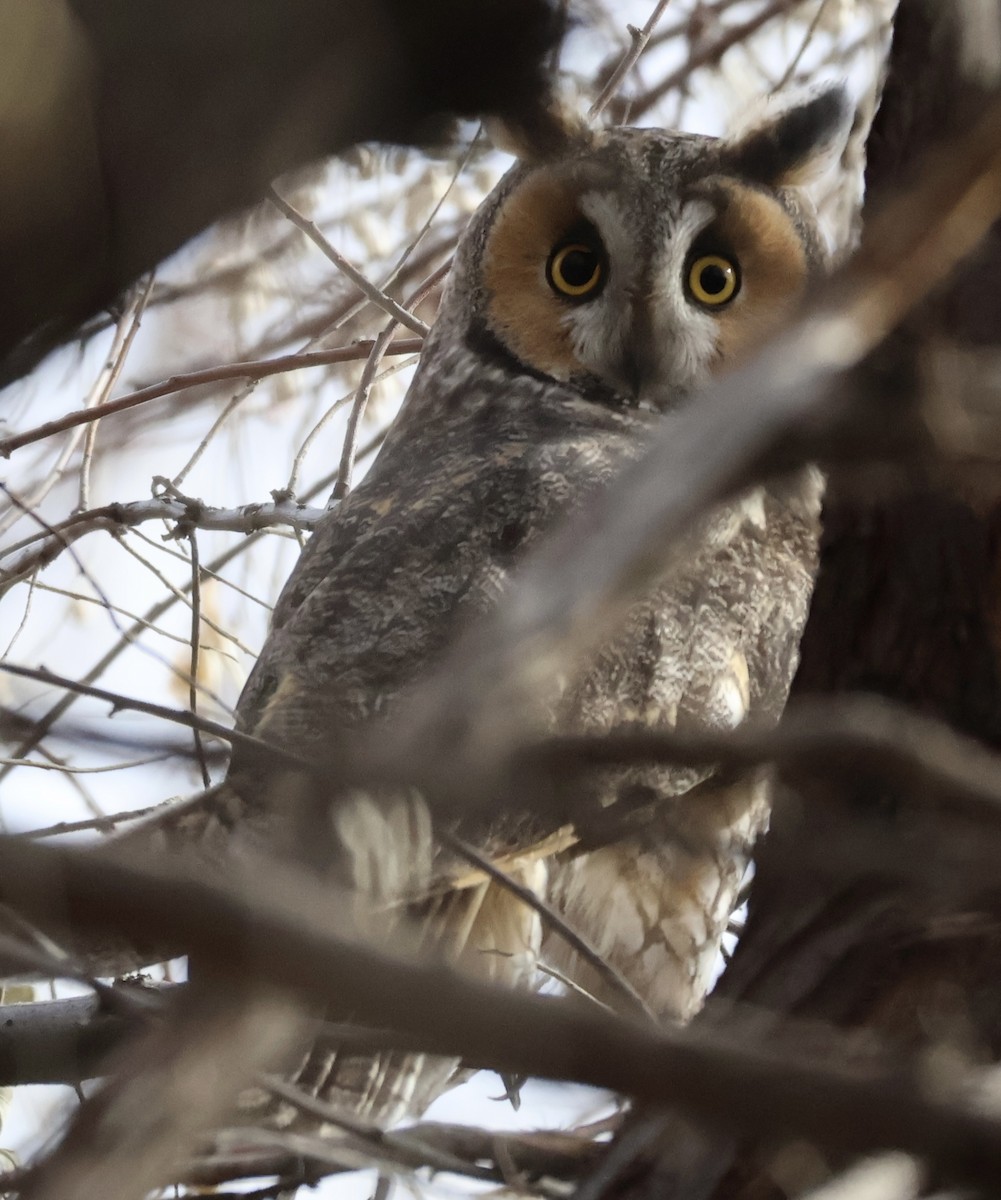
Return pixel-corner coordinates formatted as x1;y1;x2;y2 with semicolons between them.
152;87;852;1123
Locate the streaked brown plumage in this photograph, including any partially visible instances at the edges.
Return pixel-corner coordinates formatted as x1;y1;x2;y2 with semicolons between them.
136;88;852;1123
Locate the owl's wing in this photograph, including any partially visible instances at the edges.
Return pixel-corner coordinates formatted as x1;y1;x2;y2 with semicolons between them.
544;477;821;1019
232;419;607;760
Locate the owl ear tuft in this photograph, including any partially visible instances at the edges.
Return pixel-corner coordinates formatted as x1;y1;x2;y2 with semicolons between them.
486;87;596;164
723;85;854;188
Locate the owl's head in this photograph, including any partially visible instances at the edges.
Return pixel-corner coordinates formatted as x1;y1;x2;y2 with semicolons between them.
443;87;852;408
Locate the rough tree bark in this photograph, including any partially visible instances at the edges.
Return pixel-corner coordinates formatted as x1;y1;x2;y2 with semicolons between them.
587;4;1001;1198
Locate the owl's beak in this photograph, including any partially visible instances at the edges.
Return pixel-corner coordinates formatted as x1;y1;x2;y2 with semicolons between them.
619;350;652;400
622;344;659;401
620;300;663;404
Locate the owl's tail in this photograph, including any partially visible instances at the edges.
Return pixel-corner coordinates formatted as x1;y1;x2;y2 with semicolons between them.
544;776;770;1022
255;875;545;1127
264;788;548;1126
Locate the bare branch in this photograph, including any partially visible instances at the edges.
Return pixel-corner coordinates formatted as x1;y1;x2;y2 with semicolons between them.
773;0;836;92
0;493;327;591
589;1;674;118
334;322;397;499
258;1074;520;1186
188;1116;605;1192
78;275;154;511
186;531;211;788
0;662;309;774
0;758;171;780
0;987;158;1085
629;0;807;119
14;804;170;838
268;187;431;337
0;446;360;776
0;340;422;460
15;984;304;1200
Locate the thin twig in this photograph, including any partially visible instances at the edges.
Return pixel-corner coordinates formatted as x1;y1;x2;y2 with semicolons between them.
102;535;272;612
328;259;446;501
1;759;169;782
589;1;675;118
536;962;615;1013
629;0;806;119
285;354;418;498
441;831;656;1023
0;352;115;540
773;0;833;92
114;521;261;660
0;484;122;641
33;580;240;659
79;275;155;511
0;341;421;459
170;378;257;490
1;568;37;659
0;662;311;773
268;187;430;338
23;743;107;821
334;323;397;499
0;704;231;764
186;532;211;788
11;803;168;838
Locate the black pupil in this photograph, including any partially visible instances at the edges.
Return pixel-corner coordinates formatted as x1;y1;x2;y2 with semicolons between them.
699;263;728;295
560;248;597;287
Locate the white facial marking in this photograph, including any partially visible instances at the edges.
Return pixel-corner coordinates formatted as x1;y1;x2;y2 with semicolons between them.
647;198;721;393
559;191;636;381
549;191;732;401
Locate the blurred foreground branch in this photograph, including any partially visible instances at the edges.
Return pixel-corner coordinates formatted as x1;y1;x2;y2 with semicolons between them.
2;834;1001;1191
0;0;561;384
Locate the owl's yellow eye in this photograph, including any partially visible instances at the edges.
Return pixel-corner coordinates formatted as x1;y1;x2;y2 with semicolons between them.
687;254;739;306
547;242;604;299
